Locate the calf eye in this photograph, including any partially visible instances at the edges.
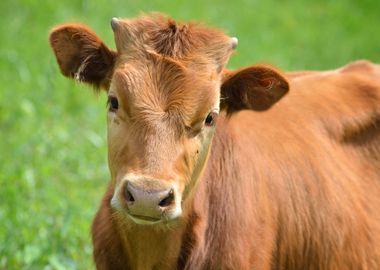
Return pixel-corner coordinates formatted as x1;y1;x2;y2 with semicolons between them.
205;111;218;127
108;96;119;112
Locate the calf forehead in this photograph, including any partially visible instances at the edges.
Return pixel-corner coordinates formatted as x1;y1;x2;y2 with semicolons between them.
112;57;220;126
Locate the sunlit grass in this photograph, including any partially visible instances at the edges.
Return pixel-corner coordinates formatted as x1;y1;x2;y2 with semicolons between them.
1;0;379;268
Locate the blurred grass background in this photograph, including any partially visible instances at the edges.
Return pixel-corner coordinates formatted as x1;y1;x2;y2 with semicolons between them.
0;0;379;269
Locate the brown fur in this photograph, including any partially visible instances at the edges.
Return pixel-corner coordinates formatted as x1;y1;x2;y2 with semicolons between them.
49;24;116;89
221;65;289;112
49;14;380;270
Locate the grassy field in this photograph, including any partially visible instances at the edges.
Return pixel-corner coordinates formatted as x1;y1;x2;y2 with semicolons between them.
1;0;380;269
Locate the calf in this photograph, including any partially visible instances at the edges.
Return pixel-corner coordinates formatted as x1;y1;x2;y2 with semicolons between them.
49;14;380;269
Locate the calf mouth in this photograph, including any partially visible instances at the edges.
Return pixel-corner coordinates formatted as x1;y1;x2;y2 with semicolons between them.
127;214;163;225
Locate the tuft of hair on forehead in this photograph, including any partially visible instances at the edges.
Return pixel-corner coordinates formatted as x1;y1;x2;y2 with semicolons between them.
148;17;193;58
114;52;218;125
112;13;234;70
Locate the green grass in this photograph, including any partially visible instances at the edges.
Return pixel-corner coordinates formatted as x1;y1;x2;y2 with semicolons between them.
1;0;379;269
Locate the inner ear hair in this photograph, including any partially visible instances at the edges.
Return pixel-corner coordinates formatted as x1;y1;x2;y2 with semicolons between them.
49;24;117;90
220;65;289;113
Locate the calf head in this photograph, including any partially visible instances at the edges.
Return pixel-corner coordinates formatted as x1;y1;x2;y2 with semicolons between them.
49;14;289;225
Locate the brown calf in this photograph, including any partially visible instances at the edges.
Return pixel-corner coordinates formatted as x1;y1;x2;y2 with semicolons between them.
49;14;380;269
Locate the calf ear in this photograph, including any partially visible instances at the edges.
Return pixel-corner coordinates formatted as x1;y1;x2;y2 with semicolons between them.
220;65;289;113
49;24;117;90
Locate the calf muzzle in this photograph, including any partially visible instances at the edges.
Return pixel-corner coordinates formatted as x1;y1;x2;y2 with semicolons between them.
123;179;177;224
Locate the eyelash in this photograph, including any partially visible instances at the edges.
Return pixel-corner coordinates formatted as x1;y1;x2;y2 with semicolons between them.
107;96;119;112
204;111;218;127
186;111;219;137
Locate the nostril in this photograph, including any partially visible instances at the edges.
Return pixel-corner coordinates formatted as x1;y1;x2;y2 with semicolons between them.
125;189;135;204
158;189;175;207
